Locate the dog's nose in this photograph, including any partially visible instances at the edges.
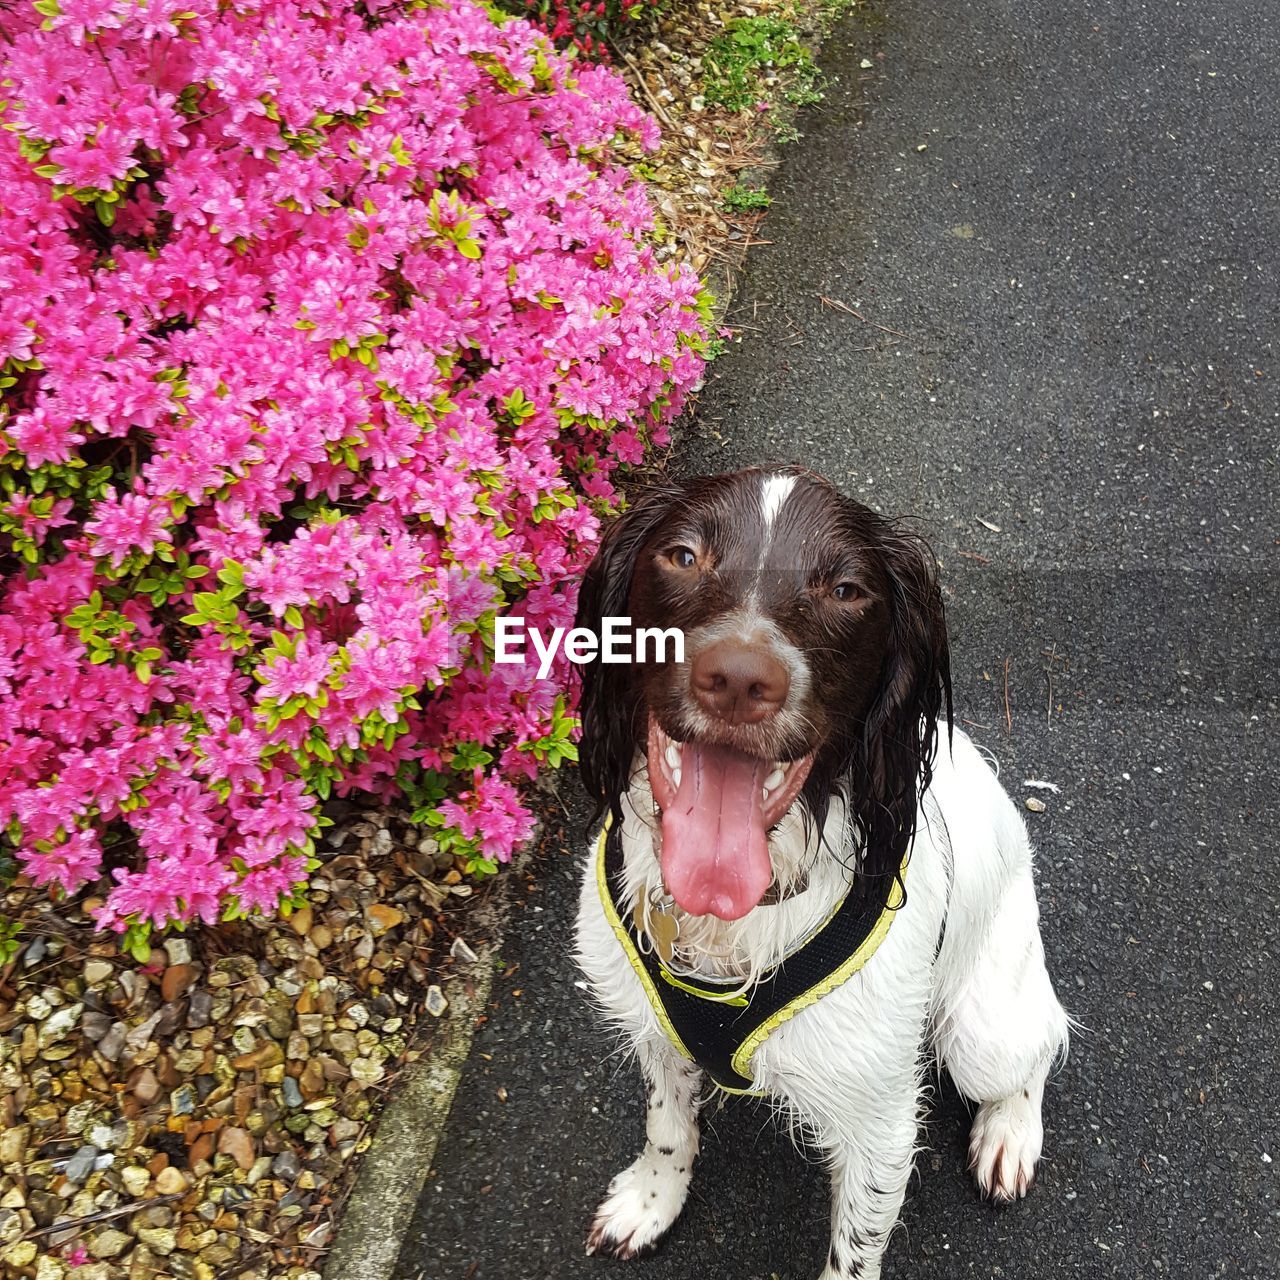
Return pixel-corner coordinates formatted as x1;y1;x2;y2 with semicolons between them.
691;641;790;725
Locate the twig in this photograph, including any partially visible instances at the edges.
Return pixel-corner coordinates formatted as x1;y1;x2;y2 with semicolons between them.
619;51;676;130
818;294;908;338
1002;657;1012;734
22;1194;186;1241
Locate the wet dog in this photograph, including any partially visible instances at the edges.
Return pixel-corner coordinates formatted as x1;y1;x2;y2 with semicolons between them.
573;467;1070;1278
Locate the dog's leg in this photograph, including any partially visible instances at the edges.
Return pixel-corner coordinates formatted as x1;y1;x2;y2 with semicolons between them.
935;859;1070;1201
586;1036;702;1259
812;1084;921;1280
967;1056;1052;1200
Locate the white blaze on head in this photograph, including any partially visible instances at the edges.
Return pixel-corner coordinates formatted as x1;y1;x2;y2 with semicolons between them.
756;472;797;576
759;473;796;534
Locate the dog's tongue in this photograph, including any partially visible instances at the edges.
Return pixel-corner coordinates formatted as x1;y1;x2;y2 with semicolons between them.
660;742;770;921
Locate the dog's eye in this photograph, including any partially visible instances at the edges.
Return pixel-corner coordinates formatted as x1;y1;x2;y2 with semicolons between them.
832;581;862;602
670;546;698;569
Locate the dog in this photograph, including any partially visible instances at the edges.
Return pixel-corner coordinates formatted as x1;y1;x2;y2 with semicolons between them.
571;467;1071;1278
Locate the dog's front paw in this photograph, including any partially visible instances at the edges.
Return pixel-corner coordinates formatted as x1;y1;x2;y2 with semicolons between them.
585;1155;691;1260
969;1090;1044;1201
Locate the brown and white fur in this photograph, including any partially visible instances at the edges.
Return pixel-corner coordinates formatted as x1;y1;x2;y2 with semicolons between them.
572;468;1070;1278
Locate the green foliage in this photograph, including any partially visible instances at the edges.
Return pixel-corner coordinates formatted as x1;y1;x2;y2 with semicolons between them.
0;917;20;966
723;184;772;212
704;16;823;113
516;694;579;768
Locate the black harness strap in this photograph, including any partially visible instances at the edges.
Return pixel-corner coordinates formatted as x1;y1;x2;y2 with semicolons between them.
602;823;903;1094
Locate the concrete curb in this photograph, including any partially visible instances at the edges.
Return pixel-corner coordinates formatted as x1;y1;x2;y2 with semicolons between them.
323;868;515;1280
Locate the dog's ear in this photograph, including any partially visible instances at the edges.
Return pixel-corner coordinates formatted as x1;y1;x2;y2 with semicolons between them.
575;483;685;829
853;523;953;891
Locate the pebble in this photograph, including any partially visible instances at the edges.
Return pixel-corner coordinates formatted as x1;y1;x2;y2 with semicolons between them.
89;1227;132;1258
186;989;213;1028
329;1031;358;1056
0;1209;23;1246
137;1225;177;1255
83;959;114;985
4;1241;37;1268
39;1002;82;1045
217;1127;256;1171
154;1167;189;1196
81;1009;112;1040
171;1084;196;1115
366;904;403;935
233;1039;284;1071
426;985;448;1017
122;1166;151;1197
331;1118;361;1143
64;1145;99;1184
0;1126;29;1165
97;1021;127;1062
132;1066;161;1104
299;1058;325;1098
349;1058;384;1086
162;964;198;1002
1025;797;1047;812
281;1077;304;1108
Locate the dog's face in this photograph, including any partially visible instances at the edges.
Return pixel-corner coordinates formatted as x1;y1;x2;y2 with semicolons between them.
577;468;951;921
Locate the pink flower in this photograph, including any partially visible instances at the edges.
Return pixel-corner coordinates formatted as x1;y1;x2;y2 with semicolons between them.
84;488;173;567
22;828;102;895
0;0;706;930
256;638;336;702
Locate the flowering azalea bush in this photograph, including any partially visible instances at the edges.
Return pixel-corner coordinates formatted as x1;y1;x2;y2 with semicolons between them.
0;0;706;945
507;0;662;61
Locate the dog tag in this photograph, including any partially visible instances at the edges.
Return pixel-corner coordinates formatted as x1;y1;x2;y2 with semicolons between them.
634;903;679;966
648;910;679;966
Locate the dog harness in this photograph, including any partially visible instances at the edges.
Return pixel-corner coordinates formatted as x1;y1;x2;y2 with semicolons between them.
596;824;907;1095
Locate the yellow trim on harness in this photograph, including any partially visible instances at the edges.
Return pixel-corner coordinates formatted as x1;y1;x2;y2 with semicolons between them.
594;825;907;1096
595;827;697;1067
728;859;907;1087
658;969;750;1007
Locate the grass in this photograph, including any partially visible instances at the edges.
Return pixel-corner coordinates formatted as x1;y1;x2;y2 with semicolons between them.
703;15;824;113
723;184;772;212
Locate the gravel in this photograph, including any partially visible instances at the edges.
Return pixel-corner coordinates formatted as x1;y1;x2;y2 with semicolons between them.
0;802;490;1279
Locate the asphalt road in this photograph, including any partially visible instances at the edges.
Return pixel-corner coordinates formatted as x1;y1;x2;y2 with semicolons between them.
396;0;1279;1276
